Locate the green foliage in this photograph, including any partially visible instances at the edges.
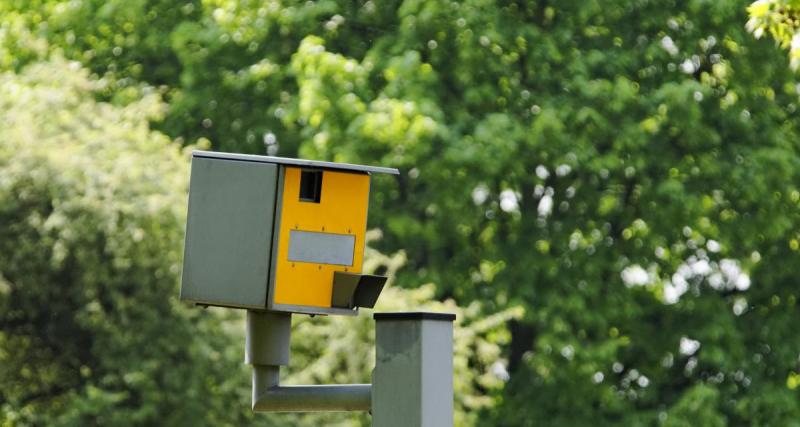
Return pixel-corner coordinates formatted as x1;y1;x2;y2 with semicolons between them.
747;0;800;69
662;385;726;427
3;0;800;425
0;58;250;426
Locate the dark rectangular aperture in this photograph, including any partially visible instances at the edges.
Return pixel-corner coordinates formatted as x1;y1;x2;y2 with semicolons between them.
299;170;322;203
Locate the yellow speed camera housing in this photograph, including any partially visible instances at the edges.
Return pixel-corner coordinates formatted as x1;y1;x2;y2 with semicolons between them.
180;151;398;315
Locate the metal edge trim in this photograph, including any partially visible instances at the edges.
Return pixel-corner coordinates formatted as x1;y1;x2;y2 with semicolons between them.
192;150;400;176
270;302;359;317
182;297;267;310
266;166;285;311
373;312;456;321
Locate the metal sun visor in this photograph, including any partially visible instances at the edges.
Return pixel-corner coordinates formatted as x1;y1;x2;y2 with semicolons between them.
331;272;388;309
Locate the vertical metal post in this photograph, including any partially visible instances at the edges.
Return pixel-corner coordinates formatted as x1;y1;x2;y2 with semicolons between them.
372;312;456;427
246;310;292;367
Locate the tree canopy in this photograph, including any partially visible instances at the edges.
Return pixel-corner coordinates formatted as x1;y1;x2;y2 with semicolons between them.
747;0;800;69
0;58;517;426
2;0;800;425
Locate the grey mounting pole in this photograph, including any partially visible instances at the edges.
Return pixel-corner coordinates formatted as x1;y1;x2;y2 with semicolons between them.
246;310;371;412
372;312;456;427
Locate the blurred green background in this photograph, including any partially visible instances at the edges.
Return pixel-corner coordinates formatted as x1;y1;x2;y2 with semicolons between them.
2;0;800;425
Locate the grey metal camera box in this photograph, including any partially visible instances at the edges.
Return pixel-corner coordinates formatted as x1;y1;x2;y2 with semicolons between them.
180;155;278;309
